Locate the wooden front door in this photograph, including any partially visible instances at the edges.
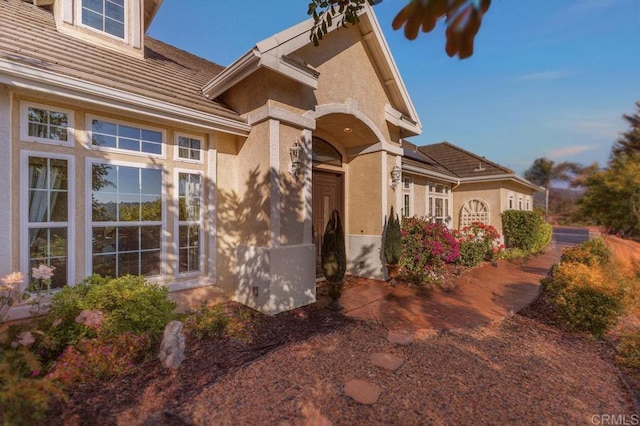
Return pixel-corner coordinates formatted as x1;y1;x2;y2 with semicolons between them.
312;171;344;277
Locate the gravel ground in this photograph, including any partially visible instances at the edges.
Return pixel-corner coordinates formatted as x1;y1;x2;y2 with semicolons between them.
179;315;636;425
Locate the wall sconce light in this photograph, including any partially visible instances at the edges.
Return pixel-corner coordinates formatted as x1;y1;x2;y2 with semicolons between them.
288;139;303;180
390;165;401;189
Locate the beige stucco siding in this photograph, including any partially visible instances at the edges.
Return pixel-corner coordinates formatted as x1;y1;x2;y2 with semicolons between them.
348;152;383;235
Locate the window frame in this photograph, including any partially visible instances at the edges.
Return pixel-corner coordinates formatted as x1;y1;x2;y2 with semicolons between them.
20;102;75;147
85;158;166;280
427;181;452;226
174;168;204;277
20;150;76;291
76;0;128;41
174;133;205;164
87;115;166;159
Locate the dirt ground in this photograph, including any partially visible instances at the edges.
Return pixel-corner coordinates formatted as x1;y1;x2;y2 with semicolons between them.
46;235;640;425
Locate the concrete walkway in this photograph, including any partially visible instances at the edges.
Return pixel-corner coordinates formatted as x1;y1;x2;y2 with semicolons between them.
328;229;586;332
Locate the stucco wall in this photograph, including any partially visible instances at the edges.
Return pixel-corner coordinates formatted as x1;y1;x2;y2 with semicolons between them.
347;152;383;235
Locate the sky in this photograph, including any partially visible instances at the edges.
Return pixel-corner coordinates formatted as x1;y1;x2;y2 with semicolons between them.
148;0;640;175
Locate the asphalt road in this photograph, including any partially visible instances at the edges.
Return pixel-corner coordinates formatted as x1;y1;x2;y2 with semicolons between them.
552;226;591;246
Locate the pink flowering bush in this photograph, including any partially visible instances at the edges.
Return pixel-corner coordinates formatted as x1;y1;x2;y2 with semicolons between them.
452;222;504;267
400;217;460;283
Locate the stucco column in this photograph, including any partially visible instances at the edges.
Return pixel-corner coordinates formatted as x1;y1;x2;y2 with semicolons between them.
0;86;11;276
206;131;217;282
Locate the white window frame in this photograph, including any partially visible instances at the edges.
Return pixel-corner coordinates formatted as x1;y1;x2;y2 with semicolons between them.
508;193;515;210
85;158;166;280
86;115;166;159
20;102;75;147
20;151;76;291
174;133;204;164
402;176;413;217
427;182;452;227
518;196;524;210
174;169;204;277
76;0;128;41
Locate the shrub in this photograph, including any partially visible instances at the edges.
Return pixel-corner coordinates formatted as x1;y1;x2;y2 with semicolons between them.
616;331;640;369
452;222;503;267
46;274;177;350
186;303;230;340
542;262;625;337
400;217;459;283
384;206;402;265
502;210;551;253
560;237;611;267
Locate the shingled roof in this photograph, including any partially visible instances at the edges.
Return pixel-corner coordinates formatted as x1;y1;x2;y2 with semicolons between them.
0;0;242;122
401;141;457;179
418;142;513;178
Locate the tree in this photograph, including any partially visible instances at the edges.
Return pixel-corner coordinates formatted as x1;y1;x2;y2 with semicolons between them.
524;158;579;219
611;101;640;160
309;0;491;59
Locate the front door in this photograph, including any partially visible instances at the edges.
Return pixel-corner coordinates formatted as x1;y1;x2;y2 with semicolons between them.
312;171;344;277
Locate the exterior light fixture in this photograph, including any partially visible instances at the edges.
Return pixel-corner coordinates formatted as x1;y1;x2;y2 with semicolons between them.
343;127;352;133
289;139;304;180
390;165;401;189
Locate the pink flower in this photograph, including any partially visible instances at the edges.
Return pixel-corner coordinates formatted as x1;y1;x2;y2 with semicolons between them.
75;309;104;330
1;271;24;287
32;264;55;280
12;331;35;347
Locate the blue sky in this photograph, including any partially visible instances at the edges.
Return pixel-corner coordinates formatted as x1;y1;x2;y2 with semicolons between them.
148;0;640;175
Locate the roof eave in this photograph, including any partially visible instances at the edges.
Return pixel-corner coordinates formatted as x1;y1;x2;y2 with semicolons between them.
460;174;545;191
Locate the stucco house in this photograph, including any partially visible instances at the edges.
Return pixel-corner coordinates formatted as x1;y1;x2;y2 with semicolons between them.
0;0;540;320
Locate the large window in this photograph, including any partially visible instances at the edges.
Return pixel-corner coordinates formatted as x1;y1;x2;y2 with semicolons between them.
460;199;489;228
90;118;163;156
21;103;74;146
428;183;450;225
176;172;202;274
90;161;163;277
81;0;125;39
22;153;73;289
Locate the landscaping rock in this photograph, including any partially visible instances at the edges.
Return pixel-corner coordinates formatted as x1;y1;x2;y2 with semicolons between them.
370;353;404;371
387;330;413;345
158;320;185;369
344;379;381;405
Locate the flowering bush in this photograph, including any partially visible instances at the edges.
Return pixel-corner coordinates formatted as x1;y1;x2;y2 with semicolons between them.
452;222;504;267
400;217;459;283
1;271;25;321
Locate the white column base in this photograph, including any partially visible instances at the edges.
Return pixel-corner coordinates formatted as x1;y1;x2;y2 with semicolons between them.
346;234;386;280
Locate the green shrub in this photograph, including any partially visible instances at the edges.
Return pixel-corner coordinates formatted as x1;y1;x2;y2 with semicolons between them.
457;240;488;267
452;222;503;266
542;262;624;337
400;217;460;283
186;303;230;339
560;237;611;267
616;331;640;369
384;206;402;265
46;274;177;349
502;210;551;253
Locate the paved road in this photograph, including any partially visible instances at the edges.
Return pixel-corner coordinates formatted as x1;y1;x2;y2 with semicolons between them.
553;226;591;246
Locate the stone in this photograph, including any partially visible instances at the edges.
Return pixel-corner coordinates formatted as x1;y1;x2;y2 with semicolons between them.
370;352;404;371
387;330;413;345
158;320;185;369
344;379;381;405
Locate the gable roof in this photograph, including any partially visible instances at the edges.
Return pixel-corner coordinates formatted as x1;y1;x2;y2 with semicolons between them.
0;0;248;134
202;3;421;136
401;141;458;181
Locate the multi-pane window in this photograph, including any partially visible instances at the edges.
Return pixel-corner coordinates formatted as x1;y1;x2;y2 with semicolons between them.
26;156;70;289
176;136;202;162
90;162;162;277
22;104;73;145
177;172;202;273
403;194;410;218
91;119;163;155
428;183;450;225
81;0;125;38
460;199;489;228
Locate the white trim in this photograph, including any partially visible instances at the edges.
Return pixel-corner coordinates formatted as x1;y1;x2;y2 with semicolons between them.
174;168;205;277
0;89;12;276
302;129;313;245
401;162;459;184
85;157;167;280
245;104;316;130
460;173;544;192
0;58;251;136
20;150;76;291
19;101;75;147
86;113;166;159
206;133;217;281
174;132;204;164
459;198;491;228
384;104;420;136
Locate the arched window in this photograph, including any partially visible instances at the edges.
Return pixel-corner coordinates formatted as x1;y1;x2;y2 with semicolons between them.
460;199;489;227
312;137;341;167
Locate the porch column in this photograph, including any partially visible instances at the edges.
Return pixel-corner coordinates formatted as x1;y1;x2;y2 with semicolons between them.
0;86;11;276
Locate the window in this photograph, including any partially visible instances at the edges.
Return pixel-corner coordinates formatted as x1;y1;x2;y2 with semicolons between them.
90;118;163;156
509;196;514;209
177;172;202;274
176;135;203;163
403;194;410;218
21;103;74;146
81;0;125;38
526;197;530;210
518;197;523;210
312;137;341;167
460;199;489;228
428;182;451;225
89;161;163;277
22;153;74;289
403;177;411;190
